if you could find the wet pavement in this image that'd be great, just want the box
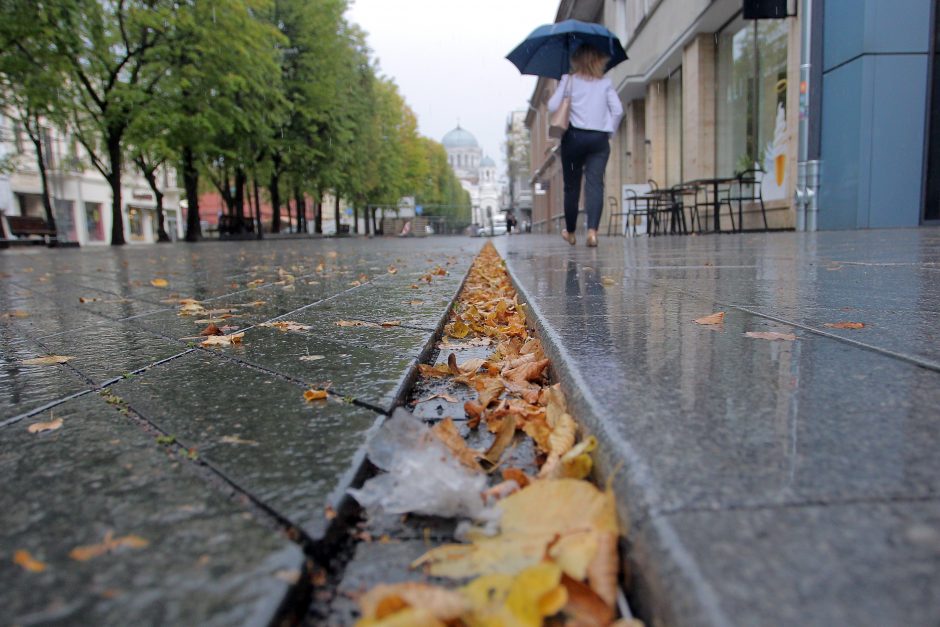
[0,238,479,625]
[495,228,940,627]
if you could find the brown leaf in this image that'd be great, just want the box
[27,418,63,434]
[824,321,865,330]
[380,320,401,327]
[431,418,482,472]
[693,311,725,325]
[501,467,531,488]
[150,278,169,288]
[21,355,74,366]
[464,401,484,428]
[200,323,223,336]
[447,352,461,375]
[69,531,149,561]
[78,296,99,303]
[1,310,30,318]
[744,331,797,341]
[418,363,452,378]
[503,358,550,384]
[561,573,616,625]
[387,265,398,274]
[335,319,376,328]
[304,389,328,402]
[481,414,516,466]
[474,376,505,408]
[259,321,311,332]
[13,549,47,573]
[200,332,244,347]
[416,393,458,404]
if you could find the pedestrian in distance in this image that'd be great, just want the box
[506,210,517,235]
[548,45,623,247]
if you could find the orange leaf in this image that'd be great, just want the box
[502,467,531,488]
[69,531,149,561]
[150,278,169,288]
[694,311,725,325]
[481,414,517,466]
[561,574,615,624]
[304,389,328,402]
[744,331,797,341]
[824,321,865,330]
[13,549,47,573]
[380,320,401,327]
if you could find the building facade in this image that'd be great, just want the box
[528,0,940,233]
[442,125,503,229]
[0,114,183,245]
[506,110,534,229]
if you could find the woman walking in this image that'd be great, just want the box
[548,45,623,247]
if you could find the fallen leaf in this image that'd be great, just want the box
[387,265,398,274]
[824,321,865,330]
[299,355,325,362]
[501,467,531,489]
[27,418,63,434]
[69,531,149,561]
[21,355,74,366]
[78,296,99,303]
[1,310,30,318]
[200,323,222,336]
[358,582,467,624]
[416,393,458,404]
[745,331,797,341]
[13,549,47,573]
[304,389,328,402]
[561,573,615,625]
[335,320,376,328]
[587,531,619,607]
[220,435,259,446]
[380,320,401,327]
[432,418,483,472]
[324,505,337,520]
[601,276,617,287]
[481,414,516,466]
[448,319,470,339]
[200,332,244,347]
[150,278,169,288]
[694,312,725,325]
[460,562,567,626]
[413,479,617,580]
[259,320,311,332]
[408,299,425,305]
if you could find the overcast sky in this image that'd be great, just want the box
[345,0,558,174]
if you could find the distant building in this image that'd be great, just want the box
[442,125,503,229]
[0,113,183,245]
[505,110,533,228]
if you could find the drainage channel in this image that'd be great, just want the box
[297,242,639,626]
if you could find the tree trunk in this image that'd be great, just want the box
[136,158,170,242]
[371,208,378,234]
[315,199,322,234]
[352,205,359,234]
[294,187,306,234]
[183,145,201,242]
[334,195,341,234]
[270,155,281,233]
[285,195,293,233]
[25,117,57,238]
[107,132,125,246]
[364,205,371,235]
[234,167,246,231]
[253,176,263,239]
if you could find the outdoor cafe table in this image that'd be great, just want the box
[635,188,680,235]
[687,177,737,233]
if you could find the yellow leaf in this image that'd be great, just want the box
[21,355,74,366]
[1,310,30,318]
[304,389,328,402]
[448,319,470,339]
[150,278,169,288]
[27,418,63,434]
[13,549,47,573]
[461,562,567,627]
[601,276,617,287]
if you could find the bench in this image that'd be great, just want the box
[7,216,56,241]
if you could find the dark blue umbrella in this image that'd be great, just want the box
[506,19,627,79]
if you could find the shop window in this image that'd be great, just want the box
[85,202,105,241]
[128,207,144,240]
[716,18,790,199]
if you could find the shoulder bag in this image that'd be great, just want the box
[548,76,573,139]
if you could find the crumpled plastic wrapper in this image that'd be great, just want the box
[348,409,497,524]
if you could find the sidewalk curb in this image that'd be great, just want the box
[503,260,734,627]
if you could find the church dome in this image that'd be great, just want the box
[480,155,496,168]
[442,126,479,149]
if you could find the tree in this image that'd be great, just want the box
[0,0,77,237]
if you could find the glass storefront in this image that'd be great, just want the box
[716,18,790,199]
[84,202,105,241]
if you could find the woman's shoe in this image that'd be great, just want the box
[586,230,598,247]
[562,230,576,245]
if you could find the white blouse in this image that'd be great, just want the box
[548,74,623,134]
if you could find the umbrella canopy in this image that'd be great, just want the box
[506,19,627,79]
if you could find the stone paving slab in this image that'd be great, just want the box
[112,350,381,541]
[0,393,304,626]
[497,229,940,626]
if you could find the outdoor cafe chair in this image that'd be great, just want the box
[606,195,628,236]
[723,168,769,232]
[693,177,737,233]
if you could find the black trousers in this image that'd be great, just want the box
[561,126,610,233]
